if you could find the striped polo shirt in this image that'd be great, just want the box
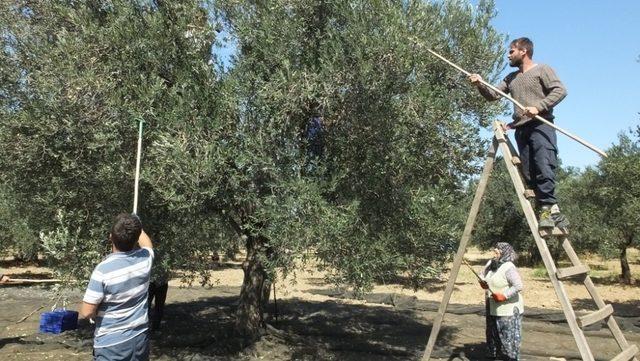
[83,247,154,348]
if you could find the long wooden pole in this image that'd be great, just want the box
[7,278,62,283]
[426,48,607,158]
[133,119,144,214]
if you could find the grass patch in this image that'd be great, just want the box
[531,266,548,279]
[589,263,609,271]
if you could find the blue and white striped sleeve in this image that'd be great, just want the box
[142,247,154,260]
[83,269,104,304]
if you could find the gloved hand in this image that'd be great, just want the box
[478,280,489,290]
[491,292,507,302]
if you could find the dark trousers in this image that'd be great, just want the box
[515,122,557,205]
[148,282,168,329]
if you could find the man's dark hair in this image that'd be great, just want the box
[110,213,142,252]
[510,37,534,58]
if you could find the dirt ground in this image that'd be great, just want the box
[1,248,639,360]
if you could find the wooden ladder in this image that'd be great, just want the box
[421,121,639,361]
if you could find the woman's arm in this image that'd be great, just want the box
[503,266,523,299]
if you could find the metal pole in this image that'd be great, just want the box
[426,48,607,158]
[462,258,494,295]
[273,281,279,324]
[133,120,144,214]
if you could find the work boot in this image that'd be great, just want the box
[550,204,570,230]
[538,205,555,229]
[539,204,570,230]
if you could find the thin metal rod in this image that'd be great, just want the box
[133,120,144,214]
[462,258,494,295]
[426,48,607,158]
[461,258,481,279]
[273,281,279,323]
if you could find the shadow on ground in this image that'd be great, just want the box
[586,274,640,286]
[144,286,459,360]
[9,284,638,360]
[1,285,462,361]
[443,343,494,361]
[0,259,44,269]
[571,298,640,332]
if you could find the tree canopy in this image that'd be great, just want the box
[563,130,640,283]
[1,0,507,338]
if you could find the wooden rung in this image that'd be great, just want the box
[539,227,570,238]
[611,344,639,361]
[556,265,589,280]
[577,304,614,328]
[511,156,521,165]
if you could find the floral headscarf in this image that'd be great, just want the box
[489,242,517,271]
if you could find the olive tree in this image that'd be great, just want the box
[1,0,506,340]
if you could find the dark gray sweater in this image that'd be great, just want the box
[478,64,567,127]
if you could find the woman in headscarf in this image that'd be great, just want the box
[479,242,524,361]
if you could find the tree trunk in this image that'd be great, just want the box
[234,235,271,340]
[619,246,632,284]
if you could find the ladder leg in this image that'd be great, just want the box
[421,138,499,361]
[494,122,596,361]
[562,239,639,361]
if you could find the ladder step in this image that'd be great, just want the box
[523,189,535,198]
[611,344,639,361]
[539,227,570,238]
[556,264,589,280]
[511,156,521,165]
[577,304,614,328]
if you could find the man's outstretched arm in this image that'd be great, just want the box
[469,74,508,101]
[138,229,153,249]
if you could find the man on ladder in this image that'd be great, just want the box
[468,37,569,231]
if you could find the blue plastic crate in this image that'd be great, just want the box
[39,309,78,334]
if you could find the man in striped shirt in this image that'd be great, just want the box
[80,213,154,360]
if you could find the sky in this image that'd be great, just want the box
[479,0,640,169]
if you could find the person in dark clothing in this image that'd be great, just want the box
[148,244,170,331]
[468,37,569,230]
[147,279,168,331]
[306,114,324,158]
